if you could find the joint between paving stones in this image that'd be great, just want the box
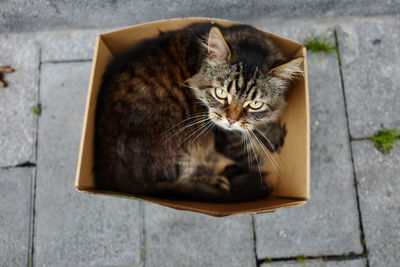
[333,28,370,267]
[351,137,370,141]
[258,252,367,265]
[28,47,42,267]
[0,161,37,169]
[41,58,92,64]
[251,216,260,267]
[140,202,146,267]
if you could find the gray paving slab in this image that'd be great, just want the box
[38,29,111,62]
[261,258,366,267]
[352,141,400,267]
[252,20,335,44]
[0,168,33,267]
[254,27,362,258]
[34,62,142,267]
[0,34,38,167]
[144,203,256,267]
[337,16,400,138]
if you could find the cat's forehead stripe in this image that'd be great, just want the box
[247,82,257,99]
[226,80,233,93]
[230,75,237,96]
[235,63,241,72]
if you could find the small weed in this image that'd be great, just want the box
[31,104,41,116]
[296,256,307,266]
[264,258,273,263]
[140,248,146,263]
[369,126,400,154]
[303,33,336,53]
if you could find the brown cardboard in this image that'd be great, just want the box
[75,18,310,217]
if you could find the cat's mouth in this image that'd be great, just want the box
[210,112,250,131]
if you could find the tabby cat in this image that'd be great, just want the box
[94,22,303,203]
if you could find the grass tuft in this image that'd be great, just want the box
[369,126,400,154]
[303,33,336,53]
[264,258,273,263]
[296,256,306,263]
[31,104,41,116]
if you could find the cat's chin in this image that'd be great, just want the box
[213,120,248,132]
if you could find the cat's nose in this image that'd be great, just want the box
[227,117,239,125]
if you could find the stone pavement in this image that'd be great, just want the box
[0,15,399,267]
[2,0,400,33]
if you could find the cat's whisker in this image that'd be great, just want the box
[248,130,278,170]
[163,116,209,138]
[245,130,263,184]
[248,130,282,181]
[253,126,279,154]
[162,112,208,134]
[252,127,282,178]
[177,81,199,91]
[245,133,253,170]
[162,112,209,136]
[251,129,281,169]
[188,120,214,147]
[179,120,212,148]
[175,120,212,149]
[162,116,209,142]
[241,131,252,170]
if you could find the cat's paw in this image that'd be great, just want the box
[210,175,231,192]
[230,172,271,200]
[191,174,231,192]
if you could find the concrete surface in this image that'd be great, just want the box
[352,141,400,267]
[144,203,256,267]
[2,0,400,33]
[39,29,109,62]
[0,168,33,267]
[33,63,142,266]
[0,35,39,167]
[338,18,400,138]
[261,258,367,267]
[1,14,400,267]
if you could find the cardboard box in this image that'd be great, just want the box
[75,18,310,216]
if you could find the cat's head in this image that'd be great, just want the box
[187,25,303,131]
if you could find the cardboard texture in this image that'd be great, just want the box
[75,18,310,216]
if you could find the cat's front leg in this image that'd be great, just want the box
[149,172,269,203]
[148,174,231,202]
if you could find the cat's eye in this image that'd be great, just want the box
[214,88,228,100]
[248,101,264,110]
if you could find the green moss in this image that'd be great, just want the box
[264,258,273,263]
[296,256,306,263]
[30,105,41,116]
[369,126,400,154]
[303,33,336,53]
[140,248,146,263]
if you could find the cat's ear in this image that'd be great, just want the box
[207,27,231,64]
[269,57,304,80]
